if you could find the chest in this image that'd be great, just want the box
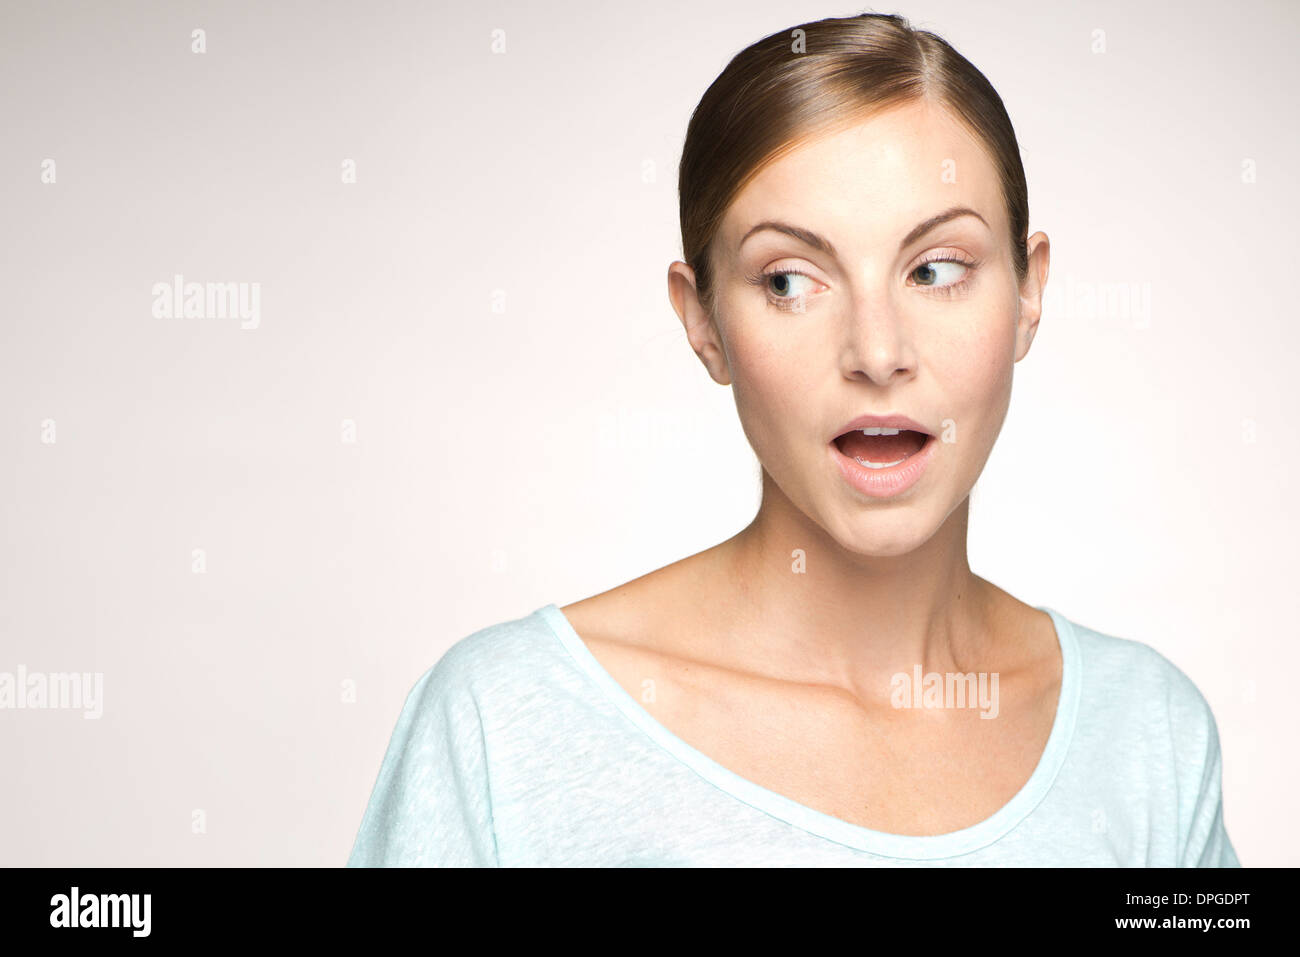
[585,636,1059,837]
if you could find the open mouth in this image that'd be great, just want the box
[832,427,931,469]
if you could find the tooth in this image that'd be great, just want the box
[855,456,906,469]
[860,427,901,436]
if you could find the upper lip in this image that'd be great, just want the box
[831,413,934,442]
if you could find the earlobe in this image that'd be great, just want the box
[668,262,732,386]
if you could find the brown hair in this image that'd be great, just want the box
[678,12,1030,317]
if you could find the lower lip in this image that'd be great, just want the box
[830,433,938,499]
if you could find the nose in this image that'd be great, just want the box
[838,288,917,385]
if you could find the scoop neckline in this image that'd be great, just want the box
[535,601,1081,860]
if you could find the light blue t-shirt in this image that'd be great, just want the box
[346,603,1240,866]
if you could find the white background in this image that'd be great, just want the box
[0,0,1294,865]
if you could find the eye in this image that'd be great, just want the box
[766,271,816,298]
[745,268,822,312]
[909,257,974,289]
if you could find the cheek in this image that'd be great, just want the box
[718,314,822,454]
[928,302,1017,436]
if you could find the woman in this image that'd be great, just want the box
[347,11,1238,866]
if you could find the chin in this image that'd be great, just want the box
[839,528,933,558]
[818,505,944,558]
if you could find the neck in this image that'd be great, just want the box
[712,468,998,694]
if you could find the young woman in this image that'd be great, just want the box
[348,12,1238,866]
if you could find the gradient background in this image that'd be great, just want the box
[1,0,1294,866]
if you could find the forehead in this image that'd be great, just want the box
[719,99,1006,255]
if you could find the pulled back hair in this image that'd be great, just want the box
[678,12,1030,318]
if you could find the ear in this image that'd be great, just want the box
[1014,231,1050,362]
[667,261,732,386]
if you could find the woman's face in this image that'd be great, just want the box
[671,98,1049,556]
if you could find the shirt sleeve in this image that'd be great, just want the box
[1168,670,1240,867]
[346,644,499,867]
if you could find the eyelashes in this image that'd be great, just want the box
[743,268,821,313]
[743,252,981,313]
[908,252,980,297]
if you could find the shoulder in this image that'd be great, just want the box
[1059,612,1240,865]
[1069,616,1214,708]
[350,609,565,868]
[1062,612,1222,754]
[431,605,562,681]
[402,604,574,721]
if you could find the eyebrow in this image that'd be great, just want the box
[738,206,989,258]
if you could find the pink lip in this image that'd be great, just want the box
[830,413,934,441]
[828,422,939,499]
